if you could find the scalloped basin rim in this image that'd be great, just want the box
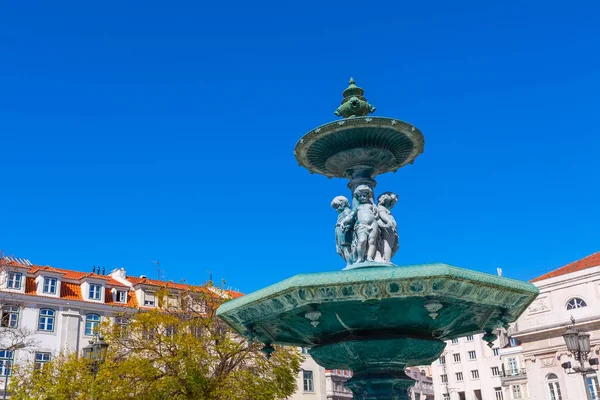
[216,263,539,316]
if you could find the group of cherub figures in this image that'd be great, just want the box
[332,184,399,267]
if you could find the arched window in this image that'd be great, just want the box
[566,298,587,310]
[547,374,562,400]
[38,309,55,331]
[85,314,101,336]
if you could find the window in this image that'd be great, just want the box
[474,389,482,400]
[85,314,101,336]
[443,395,450,400]
[165,325,176,337]
[471,369,479,379]
[43,277,57,294]
[458,391,466,400]
[566,297,587,310]
[300,347,309,355]
[453,353,461,362]
[89,284,102,300]
[440,374,448,383]
[115,316,128,335]
[587,376,599,400]
[491,366,500,376]
[303,370,314,392]
[7,272,22,289]
[116,290,127,303]
[38,308,55,331]
[508,357,518,374]
[466,335,474,341]
[451,338,458,344]
[493,347,500,356]
[0,350,14,376]
[0,305,19,328]
[468,350,477,360]
[144,291,156,307]
[439,355,446,365]
[455,372,463,382]
[509,337,521,347]
[495,387,504,400]
[512,384,523,399]
[34,352,51,369]
[546,374,562,400]
[142,326,156,340]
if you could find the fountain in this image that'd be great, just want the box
[216,79,538,400]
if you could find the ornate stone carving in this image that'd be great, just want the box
[541,357,555,367]
[377,192,399,263]
[424,300,443,319]
[528,296,549,314]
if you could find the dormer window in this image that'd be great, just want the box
[144,291,156,307]
[6,272,22,289]
[43,277,57,294]
[89,284,102,301]
[116,290,127,303]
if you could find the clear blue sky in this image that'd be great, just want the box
[1,1,599,292]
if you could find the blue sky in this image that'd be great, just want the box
[1,1,599,292]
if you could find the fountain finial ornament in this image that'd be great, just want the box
[334,78,376,118]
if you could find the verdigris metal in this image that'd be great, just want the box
[217,264,539,399]
[217,79,539,399]
[334,78,377,119]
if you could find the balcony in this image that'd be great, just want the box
[500,368,528,384]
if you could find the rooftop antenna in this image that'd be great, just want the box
[206,270,213,285]
[151,260,163,280]
[92,266,96,274]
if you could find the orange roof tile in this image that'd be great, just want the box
[127,276,202,291]
[61,282,83,300]
[531,251,600,282]
[29,265,113,282]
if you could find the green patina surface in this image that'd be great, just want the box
[217,263,538,399]
[217,263,538,346]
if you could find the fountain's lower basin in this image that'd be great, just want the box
[217,263,538,399]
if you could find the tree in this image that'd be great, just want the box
[9,284,302,400]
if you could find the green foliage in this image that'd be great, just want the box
[10,288,302,400]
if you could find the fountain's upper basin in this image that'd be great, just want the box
[217,263,538,349]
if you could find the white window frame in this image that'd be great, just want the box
[466,335,474,341]
[38,308,56,332]
[43,277,58,294]
[471,369,479,379]
[7,272,22,289]
[587,375,599,400]
[512,384,523,399]
[440,374,448,383]
[451,338,458,344]
[566,297,587,310]
[468,350,477,360]
[34,352,51,369]
[456,372,463,382]
[303,370,314,392]
[443,394,450,400]
[491,366,500,376]
[0,350,14,376]
[1,305,19,328]
[453,353,461,362]
[89,284,102,300]
[547,374,562,400]
[116,290,127,303]
[439,355,446,365]
[85,314,101,336]
[144,291,156,307]
[493,347,500,356]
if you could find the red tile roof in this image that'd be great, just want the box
[531,251,600,282]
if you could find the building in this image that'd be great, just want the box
[407,366,435,400]
[0,257,241,398]
[506,251,600,400]
[431,332,505,400]
[286,348,353,400]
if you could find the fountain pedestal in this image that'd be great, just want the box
[216,79,538,399]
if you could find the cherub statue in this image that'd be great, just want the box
[377,192,399,263]
[331,196,355,266]
[352,185,379,263]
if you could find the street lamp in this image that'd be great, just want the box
[561,318,598,400]
[82,335,109,400]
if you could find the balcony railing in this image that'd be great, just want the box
[500,368,527,382]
